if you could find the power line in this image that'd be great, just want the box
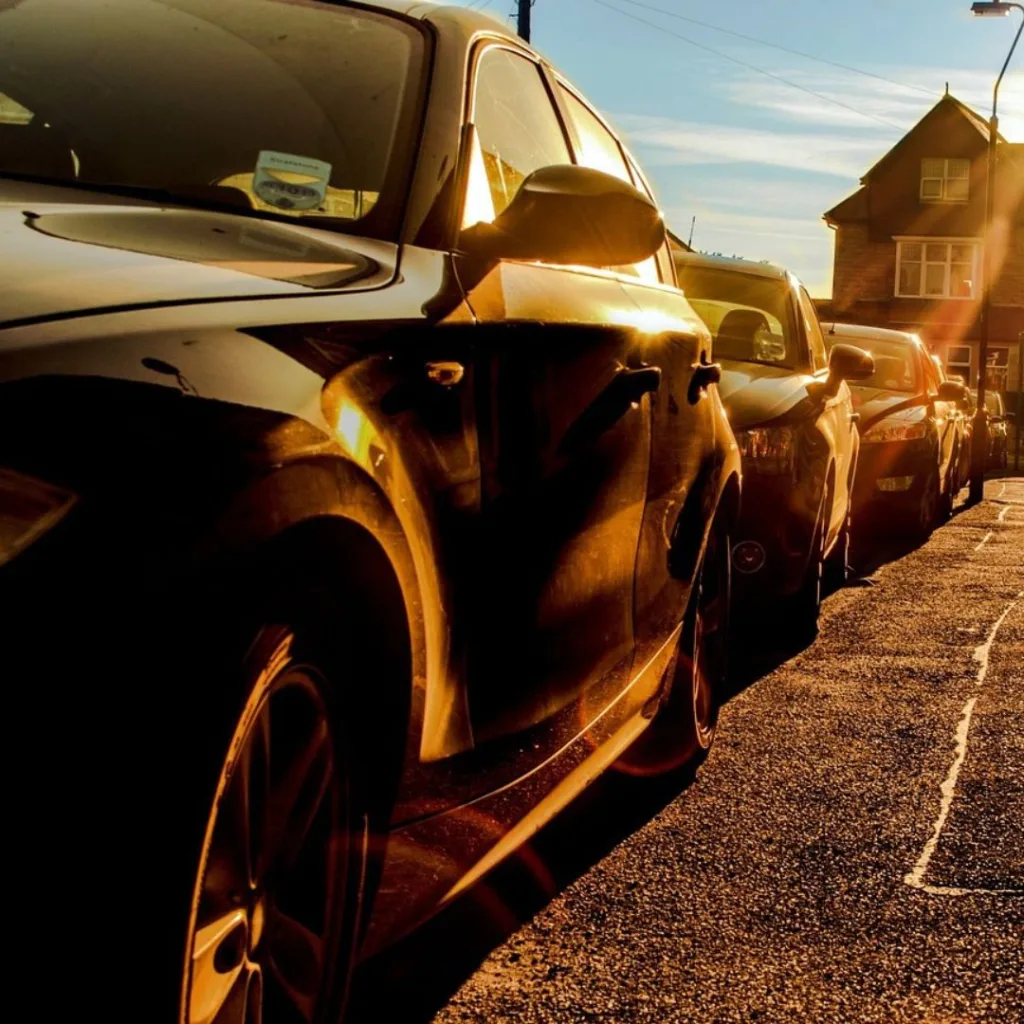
[602,0,1024,121]
[612,0,939,99]
[591,0,908,133]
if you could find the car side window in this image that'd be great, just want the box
[625,152,673,285]
[467,48,571,225]
[557,83,660,283]
[797,287,828,372]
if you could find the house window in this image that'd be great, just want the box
[947,345,972,384]
[895,239,979,299]
[987,348,1009,393]
[920,158,970,202]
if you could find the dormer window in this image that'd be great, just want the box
[920,158,970,202]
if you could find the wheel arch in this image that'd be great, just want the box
[669,456,737,584]
[188,454,467,797]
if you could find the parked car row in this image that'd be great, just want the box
[0,2,989,1021]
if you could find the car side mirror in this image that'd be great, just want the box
[827,343,874,389]
[937,380,967,403]
[1006,411,1017,424]
[460,164,665,268]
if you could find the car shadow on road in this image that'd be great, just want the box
[346,507,949,1022]
[347,761,698,1023]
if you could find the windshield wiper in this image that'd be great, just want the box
[0,171,355,232]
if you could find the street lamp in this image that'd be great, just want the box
[968,1,1024,503]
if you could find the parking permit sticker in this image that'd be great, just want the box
[253,151,331,211]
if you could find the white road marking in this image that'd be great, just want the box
[904,591,1023,896]
[997,505,1016,523]
[974,531,994,551]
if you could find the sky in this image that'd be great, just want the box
[453,0,1024,297]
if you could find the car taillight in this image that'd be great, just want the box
[0,467,77,568]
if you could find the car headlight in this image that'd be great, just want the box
[735,425,795,474]
[862,419,928,443]
[0,467,77,568]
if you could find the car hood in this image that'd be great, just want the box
[717,359,817,432]
[0,179,395,329]
[849,385,926,431]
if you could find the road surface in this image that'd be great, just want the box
[352,479,1024,1024]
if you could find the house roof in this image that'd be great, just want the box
[859,93,996,185]
[823,186,868,226]
[822,92,1020,226]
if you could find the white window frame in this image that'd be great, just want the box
[894,237,981,301]
[920,158,970,203]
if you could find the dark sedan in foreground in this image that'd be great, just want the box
[0,1,741,1019]
[675,253,873,634]
[826,324,966,538]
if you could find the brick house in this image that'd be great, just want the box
[818,92,1023,398]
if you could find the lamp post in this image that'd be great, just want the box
[968,1,1024,502]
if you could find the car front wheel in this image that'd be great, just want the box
[791,479,828,637]
[622,514,730,776]
[913,468,939,541]
[181,625,367,1024]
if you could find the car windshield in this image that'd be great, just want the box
[828,335,921,393]
[677,266,798,369]
[0,0,426,240]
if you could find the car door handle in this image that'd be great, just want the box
[619,365,662,403]
[687,361,721,405]
[558,365,661,457]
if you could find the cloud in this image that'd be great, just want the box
[718,62,1024,138]
[617,113,890,178]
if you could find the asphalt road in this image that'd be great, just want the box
[351,479,1024,1024]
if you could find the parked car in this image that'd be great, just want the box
[0,1,741,1018]
[947,374,974,484]
[824,324,966,537]
[934,359,970,498]
[975,389,1015,469]
[674,253,872,634]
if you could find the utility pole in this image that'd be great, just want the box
[968,1,1024,502]
[1016,331,1023,471]
[517,0,531,42]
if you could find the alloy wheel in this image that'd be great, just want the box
[691,524,728,749]
[185,661,343,1024]
[918,471,938,535]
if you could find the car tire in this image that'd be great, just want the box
[623,514,730,777]
[912,468,939,541]
[791,479,828,638]
[824,499,852,592]
[939,465,956,522]
[175,620,369,1024]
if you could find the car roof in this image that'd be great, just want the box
[825,322,924,348]
[672,250,791,283]
[362,0,518,35]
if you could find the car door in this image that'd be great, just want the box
[452,44,652,748]
[552,80,716,669]
[796,284,854,545]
